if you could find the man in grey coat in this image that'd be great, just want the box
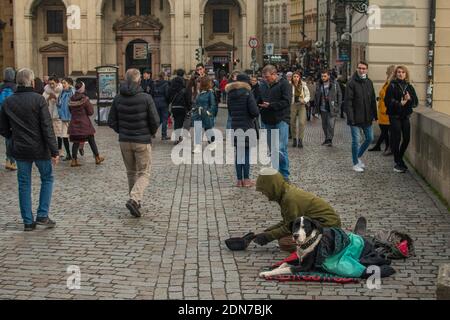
[314,70,342,147]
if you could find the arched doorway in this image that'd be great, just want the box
[125,39,152,74]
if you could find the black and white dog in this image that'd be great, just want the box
[259,216,323,278]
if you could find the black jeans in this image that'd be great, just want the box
[57,137,71,157]
[172,107,186,131]
[373,124,390,151]
[72,136,99,160]
[389,117,410,165]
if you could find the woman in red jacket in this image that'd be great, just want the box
[68,81,105,167]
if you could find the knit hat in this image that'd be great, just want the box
[3,67,15,82]
[75,81,85,94]
[236,73,250,83]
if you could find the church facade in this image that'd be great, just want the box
[12,0,263,79]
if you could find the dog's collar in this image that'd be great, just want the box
[299,233,321,250]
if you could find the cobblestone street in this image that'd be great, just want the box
[0,109,449,300]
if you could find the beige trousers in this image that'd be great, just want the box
[120,142,152,203]
[290,102,307,140]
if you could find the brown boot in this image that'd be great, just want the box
[95,155,105,165]
[70,159,82,167]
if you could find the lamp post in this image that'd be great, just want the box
[336,0,369,14]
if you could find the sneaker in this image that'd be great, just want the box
[24,222,36,232]
[161,136,170,141]
[63,156,72,161]
[8,162,17,171]
[353,165,364,172]
[298,139,304,149]
[327,140,333,147]
[79,148,84,156]
[35,217,56,228]
[400,162,409,171]
[126,199,142,218]
[383,150,393,156]
[243,179,256,187]
[358,159,366,169]
[236,180,243,187]
[321,140,329,146]
[292,139,298,148]
[394,164,406,173]
[368,146,381,152]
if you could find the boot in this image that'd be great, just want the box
[70,159,82,167]
[95,155,105,165]
[9,162,17,171]
[298,138,304,148]
[5,160,11,170]
[292,139,298,148]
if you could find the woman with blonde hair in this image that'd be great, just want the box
[290,71,310,148]
[384,65,418,173]
[369,65,396,155]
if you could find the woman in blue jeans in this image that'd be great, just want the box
[226,74,260,187]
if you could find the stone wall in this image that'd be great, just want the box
[407,107,450,204]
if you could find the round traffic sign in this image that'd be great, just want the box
[248,37,259,48]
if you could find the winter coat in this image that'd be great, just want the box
[251,82,261,104]
[192,89,217,129]
[314,80,343,117]
[57,87,75,121]
[0,86,58,160]
[167,76,191,112]
[68,92,96,138]
[377,81,391,125]
[256,171,342,242]
[219,79,228,92]
[43,83,63,120]
[0,81,17,108]
[291,81,311,105]
[153,80,169,109]
[226,81,260,132]
[344,72,377,127]
[384,79,419,119]
[141,78,154,96]
[307,82,316,102]
[108,82,160,144]
[259,77,292,125]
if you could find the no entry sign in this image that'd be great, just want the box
[249,37,259,48]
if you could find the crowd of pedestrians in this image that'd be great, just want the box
[0,59,418,230]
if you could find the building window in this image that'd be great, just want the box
[282,4,287,23]
[125,0,152,16]
[125,0,137,16]
[213,9,229,33]
[140,0,151,15]
[47,10,64,34]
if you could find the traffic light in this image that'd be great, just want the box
[195,48,201,62]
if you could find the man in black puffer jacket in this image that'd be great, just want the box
[344,61,377,172]
[108,68,160,218]
[0,68,59,231]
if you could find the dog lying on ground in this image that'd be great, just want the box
[259,216,324,278]
[259,216,395,279]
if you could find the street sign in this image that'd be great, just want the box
[265,43,274,56]
[249,37,259,48]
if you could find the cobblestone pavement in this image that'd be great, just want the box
[0,109,449,300]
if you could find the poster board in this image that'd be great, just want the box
[95,65,119,126]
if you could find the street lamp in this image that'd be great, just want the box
[336,0,369,14]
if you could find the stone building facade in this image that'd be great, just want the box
[263,0,290,64]
[12,0,263,79]
[0,0,15,80]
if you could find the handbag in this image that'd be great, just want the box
[168,89,185,114]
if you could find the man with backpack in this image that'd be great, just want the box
[0,67,17,171]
